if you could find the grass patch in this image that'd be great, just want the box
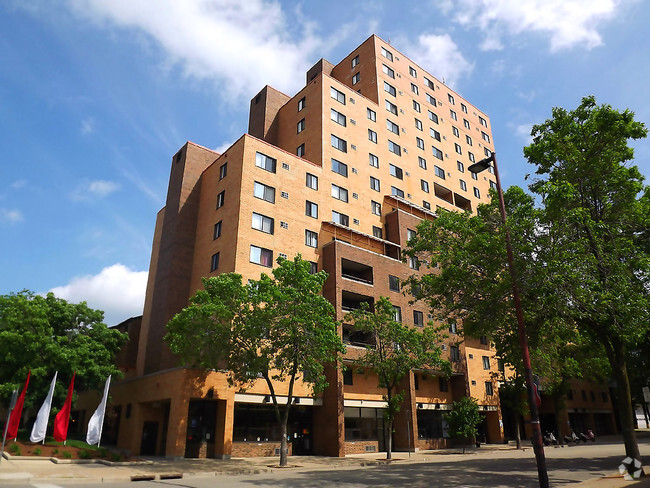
[62,451,72,459]
[33,447,42,456]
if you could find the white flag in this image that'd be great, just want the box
[30,371,58,443]
[86,375,111,446]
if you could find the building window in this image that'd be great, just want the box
[413,100,421,113]
[252,212,274,234]
[448,94,455,105]
[391,186,404,198]
[479,116,488,127]
[343,368,353,385]
[384,81,396,97]
[473,187,481,198]
[449,321,458,334]
[352,72,360,85]
[490,180,497,190]
[386,119,400,134]
[452,126,459,138]
[450,346,460,362]
[468,152,475,163]
[409,66,417,77]
[309,261,318,274]
[371,200,381,215]
[388,140,401,156]
[367,108,377,122]
[297,118,306,133]
[413,310,424,327]
[216,190,225,208]
[482,356,490,370]
[432,146,443,161]
[213,221,222,239]
[485,148,492,158]
[298,97,306,111]
[482,131,490,142]
[351,55,359,68]
[460,179,467,191]
[450,109,457,121]
[464,119,471,130]
[389,275,400,291]
[418,156,427,169]
[386,100,398,115]
[428,110,439,124]
[415,118,423,131]
[305,200,318,218]
[411,83,419,95]
[331,86,346,104]
[426,93,436,106]
[461,103,468,113]
[393,306,402,322]
[471,171,478,181]
[439,377,449,392]
[210,252,220,272]
[306,173,318,190]
[421,179,429,193]
[382,64,395,78]
[434,165,445,179]
[296,143,305,157]
[479,335,488,345]
[369,153,379,167]
[372,225,383,238]
[250,245,273,267]
[409,256,420,270]
[331,134,347,153]
[423,200,431,210]
[219,162,227,180]
[424,77,434,89]
[389,164,403,179]
[331,109,346,126]
[253,181,275,203]
[465,135,473,146]
[305,229,318,248]
[368,129,378,143]
[255,152,277,173]
[332,210,349,226]
[331,158,348,177]
[485,381,494,396]
[381,46,393,61]
[430,128,441,141]
[457,161,464,172]
[454,143,462,155]
[331,184,349,202]
[370,176,380,192]
[407,228,416,241]
[416,137,425,150]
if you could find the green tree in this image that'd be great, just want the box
[525,96,649,464]
[0,291,127,412]
[345,296,449,459]
[444,397,482,453]
[165,256,344,467]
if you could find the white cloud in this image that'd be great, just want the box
[81,117,95,134]
[70,179,120,201]
[402,34,474,89]
[450,0,621,52]
[514,123,534,144]
[10,180,27,190]
[66,0,336,99]
[48,264,148,325]
[0,208,24,223]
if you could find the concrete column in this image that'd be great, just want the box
[214,393,235,459]
[393,372,418,451]
[313,364,345,456]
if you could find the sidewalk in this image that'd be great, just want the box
[2,443,649,486]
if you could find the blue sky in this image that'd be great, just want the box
[1,0,649,325]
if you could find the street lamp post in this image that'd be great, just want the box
[468,153,550,488]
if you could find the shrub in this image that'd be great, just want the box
[78,449,92,459]
[52,448,59,454]
[8,444,21,455]
[33,447,42,455]
[110,453,123,462]
[62,451,72,459]
[98,447,108,458]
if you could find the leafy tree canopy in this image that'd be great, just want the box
[444,397,482,450]
[165,255,344,466]
[0,291,127,409]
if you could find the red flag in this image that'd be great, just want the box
[53,373,75,442]
[6,370,30,439]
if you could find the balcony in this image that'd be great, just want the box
[341,290,374,313]
[341,259,373,285]
[453,192,472,212]
[342,324,376,348]
[434,183,454,205]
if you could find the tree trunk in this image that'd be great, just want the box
[279,421,288,467]
[386,419,392,460]
[515,412,522,450]
[610,350,643,470]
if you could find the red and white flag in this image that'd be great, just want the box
[53,373,75,442]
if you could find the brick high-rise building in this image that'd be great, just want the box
[77,34,511,458]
